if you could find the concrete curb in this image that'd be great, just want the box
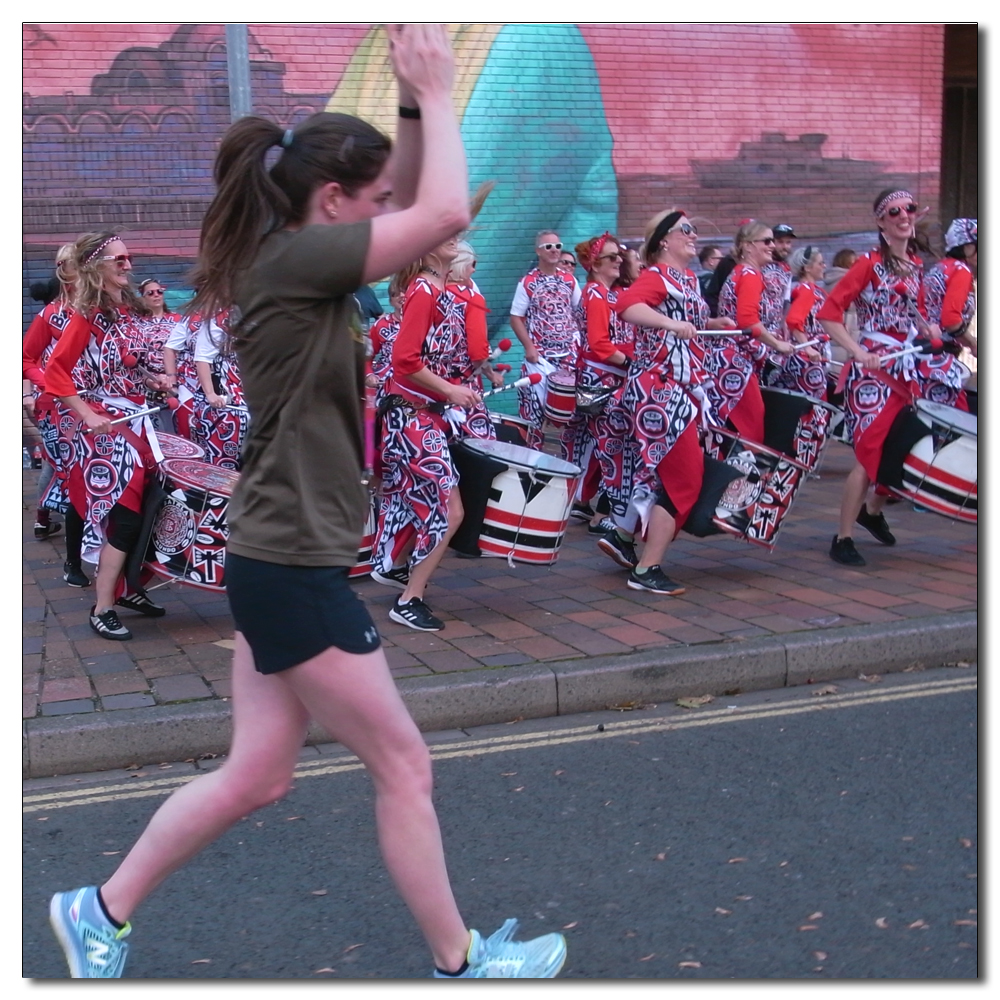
[23,611,977,778]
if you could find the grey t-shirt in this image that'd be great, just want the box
[226,221,371,566]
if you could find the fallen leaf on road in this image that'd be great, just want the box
[191,959,211,965]
[625,930,636,938]
[809,912,824,920]
[728,857,748,864]
[313,968,336,974]
[875,918,889,929]
[714,908,732,916]
[858,673,881,683]
[553,769,566,776]
[124,763,141,770]
[255,822,264,827]
[639,954,655,962]
[101,851,120,856]
[902,665,925,672]
[285,816,304,821]
[945,661,971,668]
[655,853,667,861]
[954,920,977,927]
[779,861,789,867]
[561,922,578,930]
[609,700,641,711]
[343,944,364,954]
[311,890,328,896]
[677,695,714,709]
[129,772,148,778]
[678,960,701,968]
[627,740,641,745]
[907,920,928,930]
[36,817,49,822]
[512,786,525,792]
[501,772,517,776]
[813,951,828,961]
[798,925,819,932]
[812,685,838,696]
[959,838,973,848]
[214,639,236,649]
[158,763,173,769]
[735,895,753,902]
[902,864,917,871]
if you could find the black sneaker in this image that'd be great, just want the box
[569,502,595,522]
[627,565,686,596]
[597,529,638,569]
[588,516,617,535]
[830,535,866,566]
[63,561,91,588]
[370,565,410,590]
[856,504,896,545]
[389,597,444,632]
[89,606,133,641]
[116,591,166,617]
[34,520,62,541]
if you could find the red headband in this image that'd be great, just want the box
[585,232,613,269]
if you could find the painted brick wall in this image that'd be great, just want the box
[23,21,945,346]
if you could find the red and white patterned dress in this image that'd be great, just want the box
[164,315,203,440]
[510,268,582,449]
[765,280,832,400]
[43,307,161,561]
[133,310,180,411]
[614,265,714,534]
[368,312,401,405]
[374,277,494,574]
[924,258,976,338]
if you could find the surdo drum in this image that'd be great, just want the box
[144,458,239,591]
[704,428,809,550]
[451,438,581,564]
[760,386,838,473]
[891,400,977,524]
[155,431,206,461]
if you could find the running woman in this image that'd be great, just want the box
[48,25,566,980]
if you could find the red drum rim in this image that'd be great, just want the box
[458,438,582,477]
[159,457,240,494]
[709,428,810,472]
[915,399,978,439]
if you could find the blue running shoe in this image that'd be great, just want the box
[433,919,567,978]
[49,886,131,978]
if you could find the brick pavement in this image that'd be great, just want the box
[22,441,977,721]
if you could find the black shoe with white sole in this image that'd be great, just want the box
[371,565,410,590]
[116,592,166,617]
[597,529,638,569]
[89,607,133,640]
[569,502,595,522]
[35,521,62,541]
[63,562,91,588]
[627,565,686,596]
[588,516,617,535]
[389,597,444,632]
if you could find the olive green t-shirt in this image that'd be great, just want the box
[225,221,371,566]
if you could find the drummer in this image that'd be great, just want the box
[818,188,948,566]
[133,279,181,432]
[924,218,977,363]
[508,230,582,449]
[374,237,483,632]
[162,313,203,441]
[44,232,169,640]
[367,274,406,405]
[608,209,733,595]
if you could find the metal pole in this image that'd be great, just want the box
[225,23,253,122]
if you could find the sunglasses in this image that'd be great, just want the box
[753,238,776,246]
[144,288,164,296]
[885,203,919,218]
[538,242,563,251]
[669,223,699,236]
[99,254,133,266]
[597,253,623,262]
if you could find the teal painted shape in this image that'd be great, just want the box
[459,22,618,361]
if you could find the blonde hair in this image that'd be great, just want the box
[449,240,476,283]
[733,220,771,261]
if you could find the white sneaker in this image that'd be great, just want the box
[433,919,567,978]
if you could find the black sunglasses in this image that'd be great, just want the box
[886,203,918,218]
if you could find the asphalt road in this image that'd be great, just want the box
[24,665,978,980]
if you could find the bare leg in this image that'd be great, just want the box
[837,460,871,539]
[637,505,676,569]
[93,543,128,614]
[281,645,471,971]
[400,490,464,604]
[100,634,309,922]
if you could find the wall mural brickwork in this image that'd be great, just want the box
[23,22,944,338]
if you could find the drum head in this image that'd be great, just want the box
[460,438,581,477]
[159,457,240,495]
[915,399,977,439]
[156,432,206,460]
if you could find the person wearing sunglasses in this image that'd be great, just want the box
[508,229,582,449]
[43,232,169,640]
[134,279,181,431]
[924,218,978,360]
[710,220,795,445]
[560,232,635,535]
[818,188,955,567]
[607,209,735,596]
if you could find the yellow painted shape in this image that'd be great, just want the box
[325,24,502,134]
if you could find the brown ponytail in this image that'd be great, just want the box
[188,112,392,318]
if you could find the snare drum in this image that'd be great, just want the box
[451,438,581,563]
[490,412,532,446]
[143,458,240,591]
[891,400,977,524]
[761,386,837,472]
[155,431,206,461]
[542,371,577,426]
[705,428,808,550]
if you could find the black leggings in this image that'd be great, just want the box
[106,504,143,554]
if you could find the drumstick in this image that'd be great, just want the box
[489,338,512,361]
[85,404,167,431]
[481,373,542,398]
[694,329,755,337]
[877,344,925,363]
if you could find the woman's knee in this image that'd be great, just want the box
[216,758,297,813]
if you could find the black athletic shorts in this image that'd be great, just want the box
[226,553,381,675]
